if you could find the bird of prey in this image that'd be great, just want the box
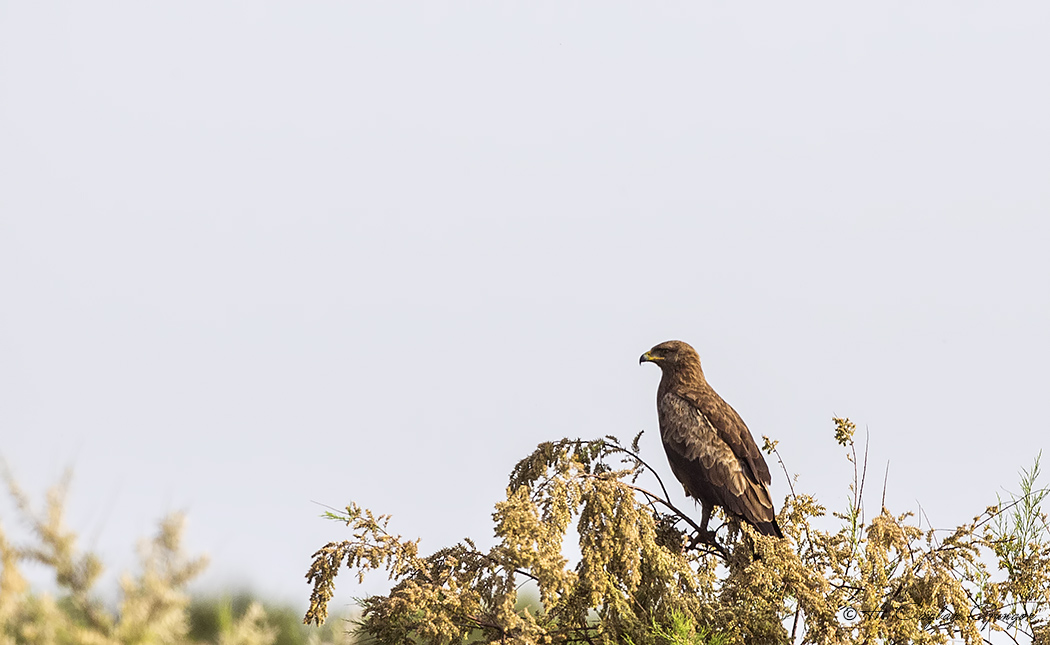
[640,340,782,538]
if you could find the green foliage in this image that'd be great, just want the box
[305,422,1050,644]
[188,593,351,645]
[984,453,1050,643]
[624,610,729,645]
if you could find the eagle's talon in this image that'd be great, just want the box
[686,530,717,550]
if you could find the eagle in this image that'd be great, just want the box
[640,340,782,538]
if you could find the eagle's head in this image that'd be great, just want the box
[639,340,701,371]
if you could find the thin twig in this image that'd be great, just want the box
[600,438,674,506]
[881,461,890,512]
[859,427,869,526]
[586,473,730,561]
[614,479,705,537]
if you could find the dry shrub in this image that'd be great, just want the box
[0,468,352,645]
[304,421,1050,644]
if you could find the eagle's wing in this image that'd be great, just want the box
[659,392,752,502]
[659,391,779,533]
[675,386,772,486]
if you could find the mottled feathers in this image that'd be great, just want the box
[640,340,782,538]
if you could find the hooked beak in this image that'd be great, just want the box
[639,351,662,365]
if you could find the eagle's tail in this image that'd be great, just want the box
[755,519,784,539]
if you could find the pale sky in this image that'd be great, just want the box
[1,2,1048,612]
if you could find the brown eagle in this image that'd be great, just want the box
[640,340,782,538]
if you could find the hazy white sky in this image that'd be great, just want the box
[2,2,1048,611]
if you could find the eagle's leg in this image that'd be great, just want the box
[686,502,717,550]
[699,501,712,535]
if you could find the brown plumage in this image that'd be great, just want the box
[640,340,782,538]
